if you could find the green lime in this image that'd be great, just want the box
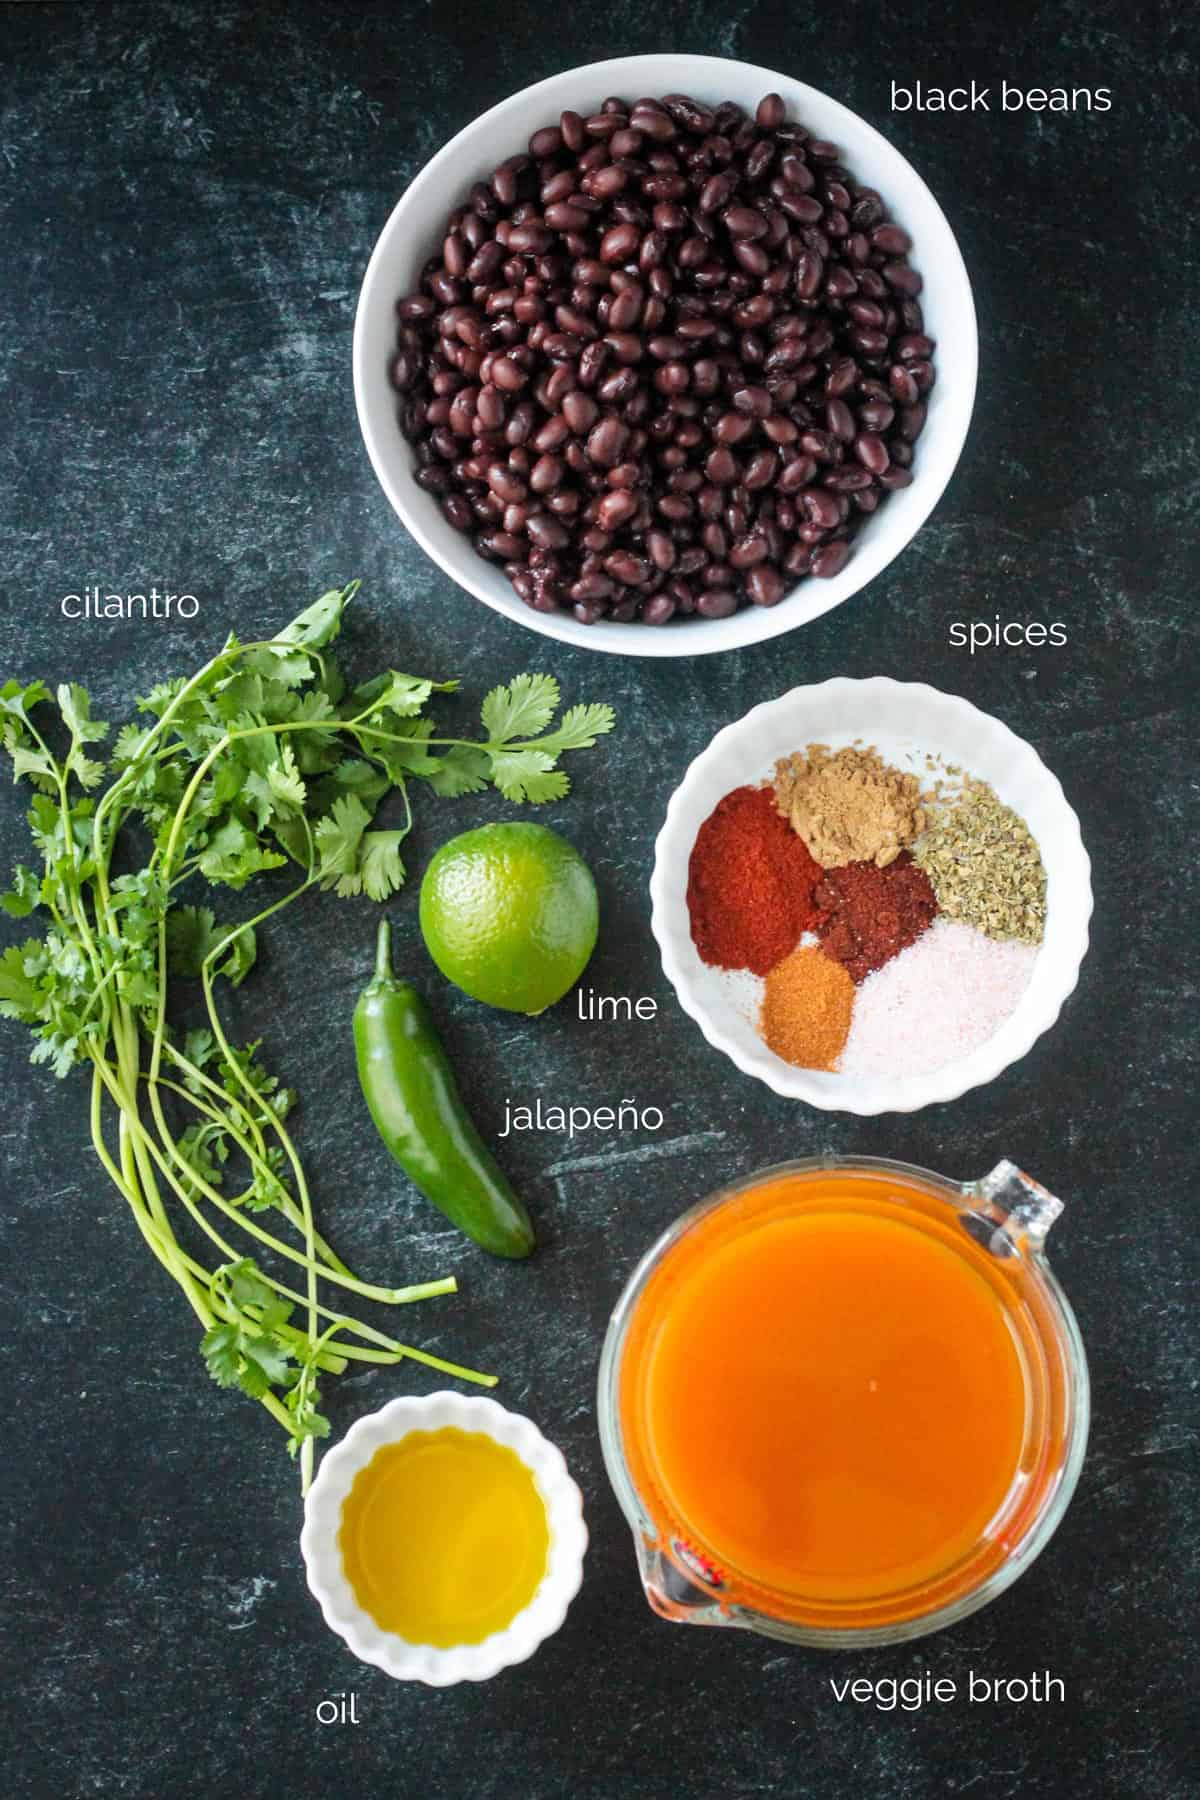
[419,822,599,1015]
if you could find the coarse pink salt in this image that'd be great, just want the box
[838,919,1039,1078]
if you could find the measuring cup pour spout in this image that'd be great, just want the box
[960,1159,1065,1258]
[633,1533,735,1629]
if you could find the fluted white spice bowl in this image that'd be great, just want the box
[650,678,1092,1111]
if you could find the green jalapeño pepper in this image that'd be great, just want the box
[354,920,535,1259]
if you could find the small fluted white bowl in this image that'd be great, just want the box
[301,1392,587,1684]
[354,53,976,657]
[651,678,1092,1112]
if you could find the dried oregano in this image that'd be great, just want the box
[913,780,1046,944]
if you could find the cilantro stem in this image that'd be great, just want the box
[143,1071,354,1277]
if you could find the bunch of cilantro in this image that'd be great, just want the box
[0,582,614,1491]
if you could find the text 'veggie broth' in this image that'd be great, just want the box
[619,1170,1067,1628]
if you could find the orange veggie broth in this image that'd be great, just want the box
[619,1170,1067,1626]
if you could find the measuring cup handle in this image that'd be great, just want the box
[962,1159,1064,1255]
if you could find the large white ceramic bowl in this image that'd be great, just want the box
[301,1392,587,1685]
[354,53,977,657]
[650,679,1092,1111]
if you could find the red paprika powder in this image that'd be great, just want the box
[687,785,821,976]
[814,853,938,984]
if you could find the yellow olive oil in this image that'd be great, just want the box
[338,1428,550,1647]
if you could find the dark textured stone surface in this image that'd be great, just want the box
[0,5,1195,1797]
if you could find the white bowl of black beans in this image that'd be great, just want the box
[355,55,977,654]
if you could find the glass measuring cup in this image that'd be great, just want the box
[597,1156,1089,1648]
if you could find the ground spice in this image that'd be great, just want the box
[839,919,1039,1077]
[760,946,855,1070]
[913,781,1046,944]
[687,785,821,976]
[773,744,927,869]
[814,853,938,984]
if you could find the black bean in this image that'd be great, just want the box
[532,413,570,451]
[756,93,785,130]
[730,531,769,567]
[897,332,935,363]
[586,417,629,466]
[899,402,926,441]
[526,513,569,550]
[746,563,786,605]
[744,449,778,490]
[646,529,676,570]
[795,249,824,299]
[725,204,768,239]
[697,588,738,618]
[705,446,738,485]
[389,351,416,392]
[641,592,677,625]
[605,549,650,584]
[562,391,598,435]
[811,539,851,578]
[600,222,640,263]
[596,489,637,530]
[530,453,564,493]
[491,355,528,392]
[883,260,923,296]
[824,466,873,492]
[801,486,841,530]
[854,432,890,474]
[858,399,896,432]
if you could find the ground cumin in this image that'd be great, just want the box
[760,946,855,1071]
[774,744,926,869]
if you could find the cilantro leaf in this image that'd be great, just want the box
[225,1259,283,1315]
[0,940,45,1021]
[274,583,356,653]
[7,743,58,789]
[314,792,371,894]
[0,679,51,726]
[423,745,490,797]
[112,722,153,767]
[57,684,109,746]
[203,1262,298,1398]
[165,906,257,986]
[489,750,571,804]
[241,1333,293,1387]
[355,671,440,720]
[197,819,287,889]
[543,702,616,751]
[201,1323,243,1388]
[266,742,306,811]
[360,831,407,902]
[1,865,42,918]
[481,673,560,743]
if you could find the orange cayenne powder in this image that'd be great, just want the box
[760,945,854,1069]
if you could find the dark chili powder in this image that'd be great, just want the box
[688,785,821,976]
[814,853,938,984]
